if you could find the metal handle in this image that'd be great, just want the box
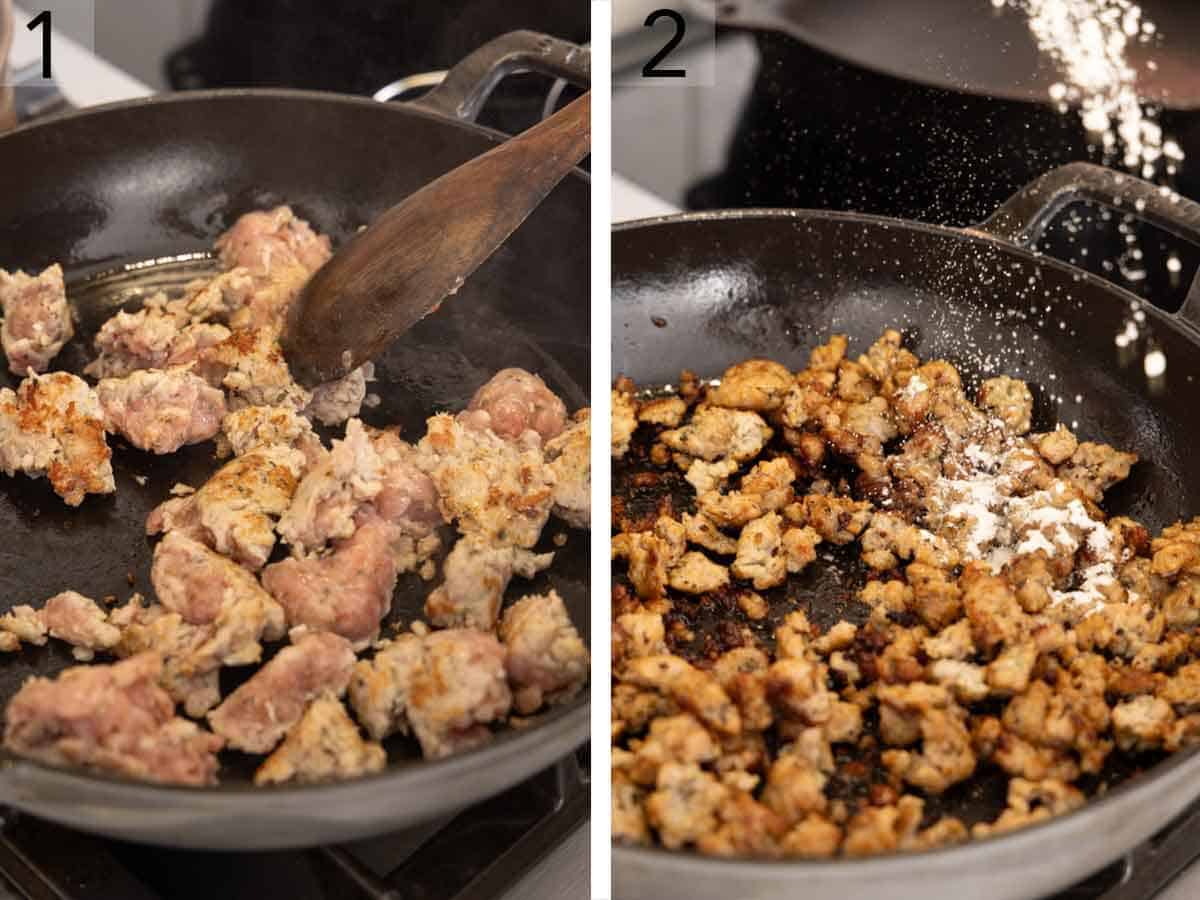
[976,162,1200,331]
[373,70,448,104]
[406,30,589,123]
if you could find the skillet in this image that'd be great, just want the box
[0,31,590,850]
[612,162,1200,900]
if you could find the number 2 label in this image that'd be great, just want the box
[642,9,686,79]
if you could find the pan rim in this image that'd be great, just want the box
[0,86,591,184]
[613,207,1198,340]
[1,700,587,798]
[611,208,1200,871]
[705,8,1200,111]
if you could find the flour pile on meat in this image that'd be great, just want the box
[0,206,589,786]
[612,329,1200,858]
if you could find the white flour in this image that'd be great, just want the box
[929,429,1124,613]
[999,0,1182,179]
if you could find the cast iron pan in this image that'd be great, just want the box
[0,31,590,850]
[704,0,1200,108]
[612,164,1200,900]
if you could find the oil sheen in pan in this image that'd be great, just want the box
[67,253,220,329]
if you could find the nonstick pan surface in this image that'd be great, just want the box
[0,85,589,848]
[611,165,1200,900]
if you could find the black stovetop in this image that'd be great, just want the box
[0,750,587,900]
[1047,795,1200,899]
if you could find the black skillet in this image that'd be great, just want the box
[613,163,1200,900]
[0,31,590,850]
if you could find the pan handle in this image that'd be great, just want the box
[975,162,1200,330]
[403,30,590,124]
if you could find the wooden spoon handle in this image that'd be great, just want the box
[283,91,591,386]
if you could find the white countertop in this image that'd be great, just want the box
[11,3,148,106]
[613,172,679,221]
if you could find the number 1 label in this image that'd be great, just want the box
[27,10,53,79]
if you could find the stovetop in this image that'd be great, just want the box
[0,750,587,900]
[1043,797,1200,900]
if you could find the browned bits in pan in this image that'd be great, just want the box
[611,329,1198,859]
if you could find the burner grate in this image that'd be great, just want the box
[1047,799,1200,900]
[0,749,587,900]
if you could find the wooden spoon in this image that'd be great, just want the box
[282,90,591,387]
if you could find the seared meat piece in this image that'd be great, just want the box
[733,512,786,590]
[424,535,553,630]
[0,605,47,646]
[87,308,178,378]
[858,328,918,383]
[683,512,738,556]
[218,404,325,470]
[668,551,730,594]
[3,653,223,785]
[660,406,773,463]
[207,631,356,754]
[614,771,651,844]
[277,419,384,557]
[304,363,373,427]
[196,326,311,412]
[499,590,589,714]
[41,591,120,661]
[407,630,512,758]
[214,207,331,330]
[216,206,331,285]
[416,413,555,549]
[254,693,386,785]
[262,519,399,648]
[645,762,729,850]
[464,367,567,444]
[174,269,258,324]
[212,207,331,331]
[97,367,226,454]
[877,684,976,794]
[638,395,686,427]
[620,655,741,736]
[0,371,114,506]
[147,445,305,570]
[0,264,73,374]
[977,376,1033,435]
[348,629,511,759]
[707,359,794,412]
[613,612,667,663]
[115,588,284,718]
[85,302,232,379]
[1058,441,1138,502]
[363,429,443,538]
[626,713,719,786]
[612,389,637,458]
[348,633,425,740]
[972,778,1085,839]
[1034,425,1079,466]
[544,409,590,528]
[152,531,284,628]
[1112,695,1175,751]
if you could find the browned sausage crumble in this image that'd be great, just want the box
[612,329,1195,859]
